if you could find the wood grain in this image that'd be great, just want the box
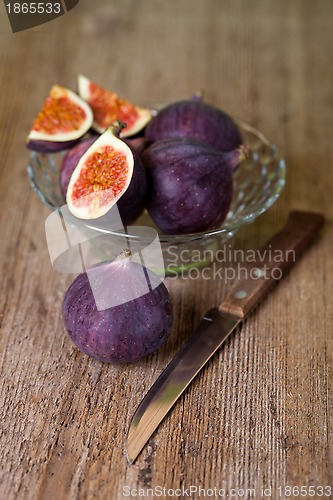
[0,1,332,498]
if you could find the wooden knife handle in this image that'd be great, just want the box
[218,211,325,320]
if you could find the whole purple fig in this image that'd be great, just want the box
[145,97,242,152]
[62,250,173,363]
[143,138,246,235]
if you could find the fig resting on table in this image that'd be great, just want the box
[62,250,173,363]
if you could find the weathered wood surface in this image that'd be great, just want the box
[0,1,332,498]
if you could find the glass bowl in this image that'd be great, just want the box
[27,120,286,276]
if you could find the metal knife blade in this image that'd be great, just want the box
[126,211,324,464]
[126,309,239,464]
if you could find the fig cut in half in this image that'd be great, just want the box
[66,122,134,220]
[78,74,152,137]
[27,85,93,153]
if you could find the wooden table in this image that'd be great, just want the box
[1,1,332,498]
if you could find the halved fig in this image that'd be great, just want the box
[61,133,147,224]
[27,85,93,153]
[78,74,152,137]
[66,122,135,220]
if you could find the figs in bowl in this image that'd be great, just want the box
[28,119,286,275]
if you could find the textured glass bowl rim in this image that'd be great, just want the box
[28,119,286,244]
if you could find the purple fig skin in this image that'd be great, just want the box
[143,138,245,235]
[144,98,242,153]
[124,136,150,155]
[62,258,173,363]
[60,136,148,225]
[118,151,147,225]
[27,138,80,153]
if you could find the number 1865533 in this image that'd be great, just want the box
[6,3,62,14]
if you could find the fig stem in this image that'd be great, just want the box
[191,90,204,102]
[238,144,248,162]
[109,248,132,264]
[115,248,132,260]
[228,145,248,171]
[109,120,127,137]
[117,248,132,260]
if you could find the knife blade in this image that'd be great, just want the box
[126,210,324,464]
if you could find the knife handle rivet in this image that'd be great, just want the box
[234,290,248,299]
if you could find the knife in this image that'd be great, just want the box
[126,210,324,464]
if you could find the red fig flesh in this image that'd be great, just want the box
[61,132,147,225]
[60,136,97,198]
[27,85,93,153]
[78,75,152,137]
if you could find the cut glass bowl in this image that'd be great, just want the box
[27,120,286,276]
